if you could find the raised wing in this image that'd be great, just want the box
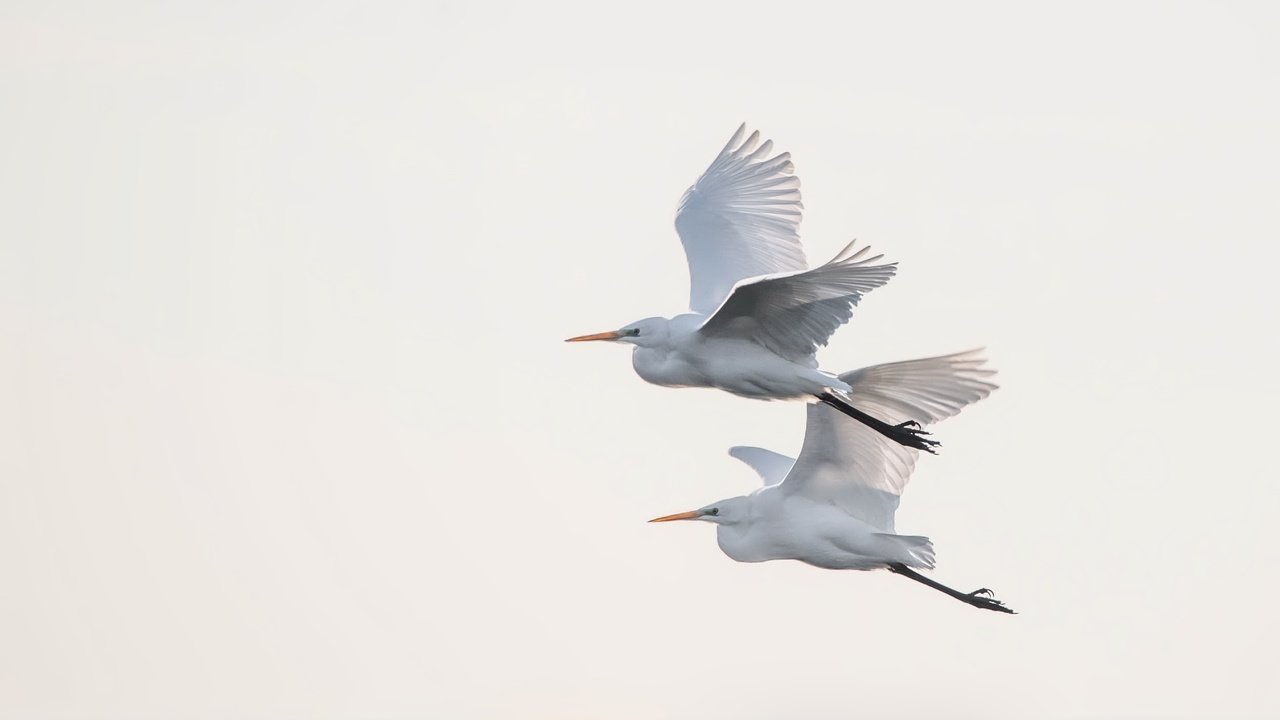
[779,350,998,531]
[696,241,897,361]
[728,446,795,486]
[675,124,808,314]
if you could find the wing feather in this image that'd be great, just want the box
[675,124,808,313]
[727,446,795,486]
[696,241,897,360]
[778,350,998,531]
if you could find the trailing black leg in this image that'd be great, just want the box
[816,392,940,454]
[888,563,1015,614]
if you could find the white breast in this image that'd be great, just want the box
[715,525,774,563]
[631,347,704,388]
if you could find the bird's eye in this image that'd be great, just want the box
[706,508,719,516]
[626,328,641,337]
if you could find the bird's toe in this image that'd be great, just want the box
[973,596,1015,614]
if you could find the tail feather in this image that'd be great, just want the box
[817,370,853,394]
[875,533,935,569]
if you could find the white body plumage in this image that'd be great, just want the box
[712,493,931,570]
[628,314,843,399]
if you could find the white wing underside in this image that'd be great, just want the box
[696,241,897,361]
[734,350,999,532]
[675,124,808,314]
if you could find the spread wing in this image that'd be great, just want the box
[778,350,998,531]
[696,241,897,361]
[727,446,795,486]
[675,124,808,314]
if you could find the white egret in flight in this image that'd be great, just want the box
[567,124,937,452]
[649,350,1014,613]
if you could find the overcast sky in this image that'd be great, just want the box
[2,2,1278,718]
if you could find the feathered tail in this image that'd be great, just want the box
[875,533,936,569]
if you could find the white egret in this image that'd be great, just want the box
[649,350,1014,613]
[567,124,938,452]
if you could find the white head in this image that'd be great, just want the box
[648,495,752,526]
[565,316,670,349]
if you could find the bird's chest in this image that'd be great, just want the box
[631,347,705,388]
[715,522,795,563]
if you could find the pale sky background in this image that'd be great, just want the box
[2,1,1278,718]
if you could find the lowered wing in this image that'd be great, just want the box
[697,241,897,361]
[779,350,998,531]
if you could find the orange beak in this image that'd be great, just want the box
[565,330,623,343]
[648,510,703,523]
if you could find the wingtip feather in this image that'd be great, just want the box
[716,123,748,161]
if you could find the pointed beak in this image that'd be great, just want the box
[648,510,703,523]
[565,330,623,343]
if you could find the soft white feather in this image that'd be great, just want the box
[696,241,897,361]
[777,349,998,532]
[675,124,808,314]
[727,446,795,486]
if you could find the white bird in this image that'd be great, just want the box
[567,124,937,452]
[649,350,1014,613]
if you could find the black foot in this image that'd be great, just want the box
[885,420,940,455]
[962,590,1015,614]
[814,393,943,454]
[888,563,1015,614]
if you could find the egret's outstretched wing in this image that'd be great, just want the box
[780,350,998,531]
[675,124,808,314]
[728,446,795,486]
[696,241,897,361]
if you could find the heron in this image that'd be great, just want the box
[568,124,938,452]
[649,350,1013,613]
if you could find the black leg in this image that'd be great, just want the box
[888,563,1015,614]
[816,392,940,454]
